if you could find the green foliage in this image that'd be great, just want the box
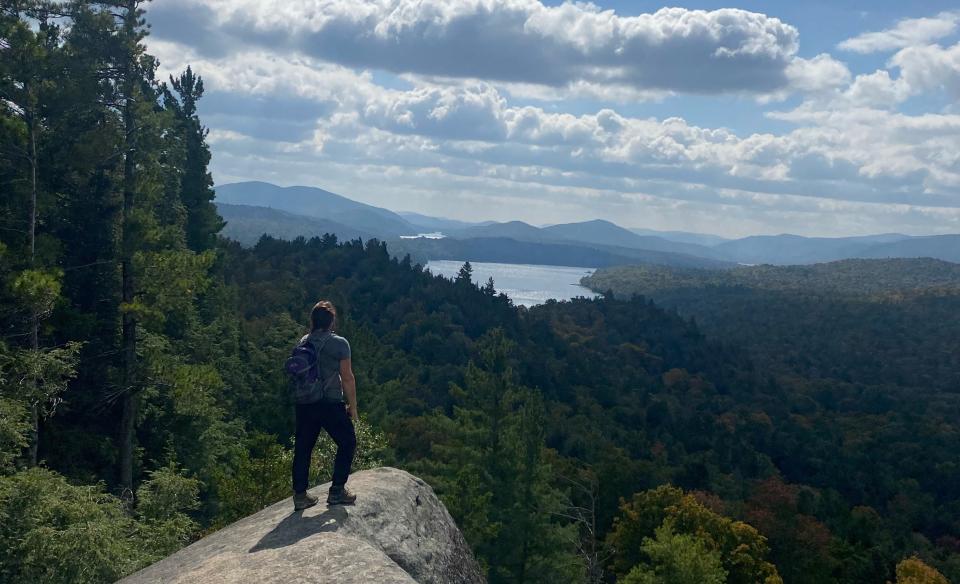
[312,414,389,485]
[422,329,583,582]
[212,418,388,528]
[134,462,201,561]
[0,463,201,584]
[621,523,727,584]
[134,249,215,329]
[0,342,82,414]
[585,259,960,298]
[137,462,201,521]
[11,269,63,316]
[0,468,145,584]
[211,432,290,528]
[609,485,781,584]
[0,341,81,470]
[0,391,30,471]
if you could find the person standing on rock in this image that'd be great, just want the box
[288,300,358,510]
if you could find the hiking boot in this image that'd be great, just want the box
[327,485,357,505]
[293,491,319,511]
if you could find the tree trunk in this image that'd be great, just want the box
[118,0,138,498]
[27,92,39,467]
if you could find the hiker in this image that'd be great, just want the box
[288,300,358,510]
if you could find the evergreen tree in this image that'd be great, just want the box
[455,260,473,285]
[164,66,223,251]
[621,522,727,584]
[113,0,148,497]
[425,329,581,582]
[0,0,61,465]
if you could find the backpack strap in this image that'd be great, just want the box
[307,332,340,398]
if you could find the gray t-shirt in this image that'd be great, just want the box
[303,331,351,398]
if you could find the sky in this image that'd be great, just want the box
[146,1,960,238]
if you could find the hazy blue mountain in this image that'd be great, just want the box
[543,219,650,247]
[840,233,912,244]
[629,227,730,247]
[329,207,417,238]
[714,233,916,264]
[217,203,375,246]
[543,219,723,258]
[216,182,956,266]
[215,181,418,238]
[217,181,361,216]
[452,221,549,241]
[398,212,487,232]
[859,234,960,263]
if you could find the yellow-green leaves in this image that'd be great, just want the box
[894,557,950,584]
[609,485,782,584]
[11,268,62,317]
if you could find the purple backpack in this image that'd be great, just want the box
[285,334,338,403]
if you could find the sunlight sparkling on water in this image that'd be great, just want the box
[426,261,598,307]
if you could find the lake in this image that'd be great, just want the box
[426,260,598,307]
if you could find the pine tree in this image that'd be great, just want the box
[164,66,223,251]
[456,260,473,285]
[112,0,149,497]
[425,329,581,582]
[0,0,65,465]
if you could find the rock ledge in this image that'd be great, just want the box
[118,467,484,584]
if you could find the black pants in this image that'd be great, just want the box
[292,401,356,493]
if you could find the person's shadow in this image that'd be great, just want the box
[249,505,349,553]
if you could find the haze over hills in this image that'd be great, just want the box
[215,182,733,269]
[215,181,420,238]
[713,233,917,265]
[452,221,549,242]
[398,211,489,233]
[541,220,723,259]
[858,234,960,263]
[216,203,376,246]
[629,227,730,247]
[215,181,959,267]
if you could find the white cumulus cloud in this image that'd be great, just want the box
[144,4,960,236]
[838,11,959,53]
[149,0,802,95]
[890,41,960,98]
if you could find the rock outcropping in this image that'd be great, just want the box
[119,467,484,584]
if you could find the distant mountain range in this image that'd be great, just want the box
[217,203,376,246]
[216,181,418,238]
[214,181,960,267]
[398,211,490,233]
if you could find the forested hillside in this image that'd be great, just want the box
[1,3,958,584]
[584,261,960,391]
[585,259,960,296]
